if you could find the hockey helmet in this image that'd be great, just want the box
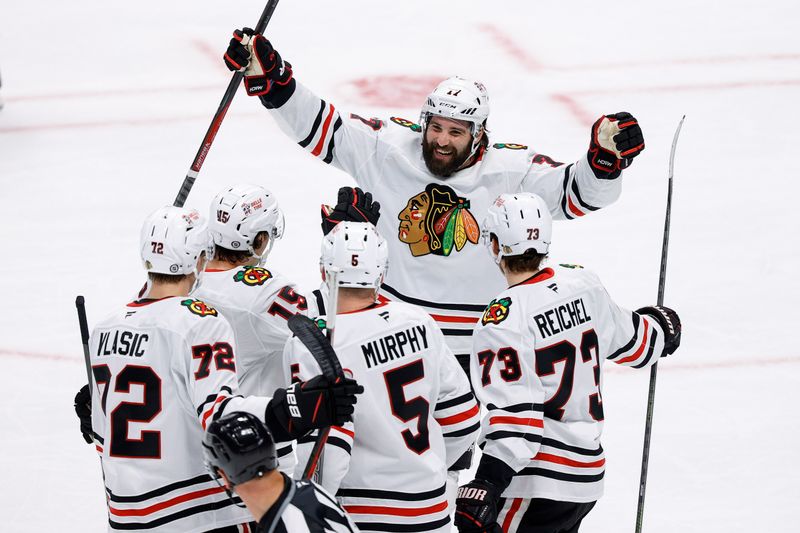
[203,412,278,486]
[320,222,388,289]
[420,76,490,154]
[140,206,214,276]
[482,193,552,264]
[209,184,285,259]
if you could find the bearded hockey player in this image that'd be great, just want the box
[203,412,359,533]
[222,30,645,368]
[454,193,681,533]
[80,205,362,532]
[284,222,481,533]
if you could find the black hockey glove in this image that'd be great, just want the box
[265,375,363,441]
[455,479,503,533]
[74,385,93,444]
[223,28,293,96]
[321,187,382,235]
[637,305,681,356]
[588,112,644,179]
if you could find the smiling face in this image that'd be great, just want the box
[397,191,431,256]
[422,116,482,177]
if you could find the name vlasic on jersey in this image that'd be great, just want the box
[89,296,270,533]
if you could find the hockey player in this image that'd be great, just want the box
[203,412,359,533]
[82,205,362,532]
[454,193,682,533]
[222,30,646,368]
[285,222,481,533]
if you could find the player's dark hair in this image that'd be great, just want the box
[214,232,268,264]
[502,249,547,274]
[147,272,190,284]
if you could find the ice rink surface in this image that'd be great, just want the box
[1,0,798,531]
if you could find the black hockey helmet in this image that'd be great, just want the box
[203,411,278,486]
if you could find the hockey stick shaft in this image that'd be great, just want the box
[635,115,685,533]
[173,0,281,207]
[75,296,93,395]
[302,268,342,481]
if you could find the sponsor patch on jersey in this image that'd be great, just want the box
[398,184,480,257]
[390,116,422,132]
[481,297,512,326]
[233,266,272,286]
[559,263,584,269]
[181,299,218,317]
[493,142,528,150]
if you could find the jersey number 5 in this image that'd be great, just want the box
[384,359,430,455]
[92,364,162,459]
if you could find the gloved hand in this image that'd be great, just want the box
[588,112,644,179]
[223,28,293,96]
[74,385,93,444]
[637,305,681,355]
[321,187,381,235]
[266,375,363,441]
[454,479,503,533]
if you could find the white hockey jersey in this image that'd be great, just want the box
[261,80,624,355]
[470,265,668,503]
[284,301,480,533]
[89,296,270,532]
[195,266,309,475]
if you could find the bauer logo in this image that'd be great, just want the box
[181,299,218,317]
[233,266,272,286]
[481,297,512,326]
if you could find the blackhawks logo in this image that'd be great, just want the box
[481,297,512,326]
[397,184,480,257]
[233,266,272,286]
[181,299,218,317]
[559,263,584,269]
[493,143,528,150]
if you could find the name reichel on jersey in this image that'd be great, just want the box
[284,301,480,533]
[260,80,626,356]
[89,296,270,532]
[470,265,668,503]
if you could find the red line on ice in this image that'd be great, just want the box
[3,84,218,103]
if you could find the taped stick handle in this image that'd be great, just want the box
[75,296,93,395]
[173,0,281,207]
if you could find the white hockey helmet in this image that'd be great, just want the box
[420,76,490,152]
[482,193,552,264]
[140,206,214,276]
[320,222,389,289]
[209,184,285,259]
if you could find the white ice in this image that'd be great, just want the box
[0,0,798,531]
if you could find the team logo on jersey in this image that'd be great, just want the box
[390,116,422,132]
[233,266,273,286]
[481,297,512,326]
[314,318,327,331]
[493,143,528,150]
[559,263,584,269]
[181,299,218,317]
[398,184,480,257]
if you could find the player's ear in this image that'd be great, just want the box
[219,470,233,490]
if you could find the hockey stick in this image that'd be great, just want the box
[635,115,685,533]
[172,0,281,207]
[288,269,343,481]
[75,295,93,395]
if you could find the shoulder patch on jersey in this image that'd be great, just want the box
[390,116,422,132]
[481,297,512,326]
[181,299,218,317]
[492,142,528,150]
[532,153,565,168]
[314,318,327,331]
[559,263,584,269]
[233,266,273,286]
[349,113,384,131]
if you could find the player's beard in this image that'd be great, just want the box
[422,137,473,178]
